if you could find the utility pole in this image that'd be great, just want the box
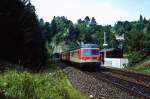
[103,32,108,59]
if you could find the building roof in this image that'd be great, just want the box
[100,48,122,52]
[100,48,115,52]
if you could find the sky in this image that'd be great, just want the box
[31,0,150,26]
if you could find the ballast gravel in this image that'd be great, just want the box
[62,66,140,99]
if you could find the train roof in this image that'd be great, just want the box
[80,44,99,48]
[61,44,99,53]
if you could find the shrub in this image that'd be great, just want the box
[128,51,146,66]
[0,67,87,99]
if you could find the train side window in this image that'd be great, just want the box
[72,51,74,56]
[76,51,78,57]
[74,51,77,57]
[74,51,76,57]
[77,50,79,58]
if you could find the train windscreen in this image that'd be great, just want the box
[83,49,99,55]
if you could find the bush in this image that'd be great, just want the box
[0,66,87,99]
[128,51,146,66]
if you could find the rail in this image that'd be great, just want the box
[100,66,150,81]
[86,72,150,99]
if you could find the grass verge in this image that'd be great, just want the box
[128,65,150,74]
[0,64,87,99]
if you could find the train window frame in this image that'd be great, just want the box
[82,49,99,55]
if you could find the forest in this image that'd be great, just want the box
[40,15,150,66]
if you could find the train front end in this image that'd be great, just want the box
[80,44,101,67]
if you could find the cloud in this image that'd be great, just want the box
[31,0,129,25]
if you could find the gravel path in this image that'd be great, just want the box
[63,67,141,99]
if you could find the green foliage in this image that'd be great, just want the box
[127,31,145,51]
[128,51,146,66]
[0,0,48,71]
[127,56,150,73]
[128,65,150,74]
[0,65,87,99]
[46,16,120,51]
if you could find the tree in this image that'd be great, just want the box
[0,0,48,71]
[90,17,97,25]
[38,19,52,45]
[44,22,51,42]
[50,16,58,37]
[84,16,90,25]
[139,14,143,23]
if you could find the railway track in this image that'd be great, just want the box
[100,66,150,87]
[100,66,150,81]
[55,61,150,98]
[86,71,150,99]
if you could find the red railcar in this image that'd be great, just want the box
[61,44,101,68]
